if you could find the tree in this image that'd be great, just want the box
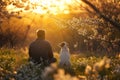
[80,0,120,53]
[81,0,120,31]
[0,0,30,48]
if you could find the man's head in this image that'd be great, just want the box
[36,29,45,39]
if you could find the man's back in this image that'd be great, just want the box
[29,38,53,63]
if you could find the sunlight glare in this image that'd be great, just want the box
[6,0,83,15]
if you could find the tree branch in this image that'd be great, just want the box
[81,0,120,31]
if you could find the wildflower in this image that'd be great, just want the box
[54,69,80,80]
[85,65,92,75]
[0,67,3,71]
[78,75,87,80]
[13,71,17,74]
[42,66,54,77]
[93,57,111,73]
[118,54,120,59]
[105,58,111,69]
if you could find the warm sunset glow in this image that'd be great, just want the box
[6,0,83,15]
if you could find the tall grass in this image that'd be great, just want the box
[0,49,120,80]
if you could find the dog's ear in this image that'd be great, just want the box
[58,42,65,47]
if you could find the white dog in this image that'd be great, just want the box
[59,42,71,66]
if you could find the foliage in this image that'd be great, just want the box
[15,62,43,80]
[81,0,120,30]
[67,0,120,53]
[0,49,15,80]
[61,16,120,53]
[51,0,120,53]
[0,49,120,80]
[0,48,28,80]
[0,0,31,48]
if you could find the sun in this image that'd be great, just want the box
[6,0,83,15]
[29,0,72,15]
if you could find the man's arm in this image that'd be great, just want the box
[47,43,53,59]
[29,45,32,58]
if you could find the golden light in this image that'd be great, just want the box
[6,0,83,15]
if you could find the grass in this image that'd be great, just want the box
[0,48,120,80]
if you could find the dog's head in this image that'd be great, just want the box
[59,42,68,47]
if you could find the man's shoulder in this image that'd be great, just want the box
[44,40,49,43]
[29,41,36,47]
[29,39,39,46]
[34,40,50,44]
[43,40,51,45]
[29,39,51,46]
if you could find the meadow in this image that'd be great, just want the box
[0,0,120,80]
[0,48,120,80]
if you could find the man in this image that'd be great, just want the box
[29,30,56,64]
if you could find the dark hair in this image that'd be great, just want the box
[36,29,45,39]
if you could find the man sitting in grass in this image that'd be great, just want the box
[29,29,56,65]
